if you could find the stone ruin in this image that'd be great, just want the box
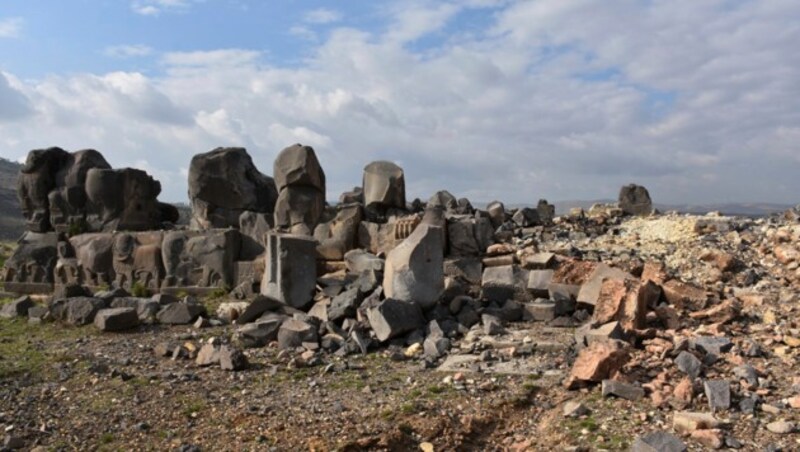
[1,143,656,362]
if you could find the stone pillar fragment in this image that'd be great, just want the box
[260,233,317,309]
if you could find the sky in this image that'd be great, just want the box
[0,0,799,205]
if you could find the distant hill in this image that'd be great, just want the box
[551,199,794,217]
[0,158,24,241]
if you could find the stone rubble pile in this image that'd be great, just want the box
[3,143,800,449]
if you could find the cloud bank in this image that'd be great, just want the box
[1,0,799,205]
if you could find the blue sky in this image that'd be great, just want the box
[1,0,799,204]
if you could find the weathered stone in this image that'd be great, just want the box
[328,286,364,322]
[673,411,722,434]
[315,204,363,260]
[343,249,384,274]
[691,336,733,356]
[486,201,506,228]
[27,305,49,323]
[277,318,319,350]
[443,257,482,285]
[766,421,795,434]
[261,233,317,309]
[237,318,284,348]
[219,345,248,371]
[675,351,703,379]
[481,265,528,303]
[238,210,272,259]
[427,191,458,212]
[86,167,176,231]
[641,261,669,285]
[593,278,659,332]
[109,297,159,321]
[690,429,724,450]
[482,313,506,335]
[619,184,653,216]
[575,263,635,307]
[274,144,325,192]
[2,231,58,292]
[188,147,278,229]
[383,223,444,310]
[366,298,425,342]
[362,161,405,210]
[565,340,629,389]
[584,321,626,346]
[273,144,325,234]
[215,301,249,323]
[59,297,106,326]
[156,302,206,325]
[523,252,556,270]
[688,299,740,324]
[602,379,645,400]
[662,280,708,310]
[536,199,555,224]
[704,380,731,412]
[733,364,759,387]
[0,296,34,318]
[511,207,540,227]
[108,231,165,292]
[447,215,493,257]
[631,431,686,452]
[522,300,556,322]
[93,306,139,331]
[196,343,221,367]
[17,148,112,233]
[161,229,240,290]
[562,401,589,418]
[423,335,450,359]
[527,270,554,298]
[237,295,283,324]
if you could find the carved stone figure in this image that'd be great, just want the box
[161,230,240,289]
[188,147,278,229]
[273,144,326,235]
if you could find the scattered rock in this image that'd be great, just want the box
[94,307,139,331]
[601,379,645,401]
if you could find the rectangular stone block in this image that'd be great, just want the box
[261,233,317,309]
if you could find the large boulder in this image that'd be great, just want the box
[427,191,458,212]
[382,223,444,310]
[447,215,493,256]
[274,144,325,192]
[188,147,278,229]
[261,233,317,309]
[94,307,139,331]
[273,144,326,235]
[362,161,405,210]
[366,298,425,342]
[619,184,653,216]
[86,167,177,231]
[314,204,363,260]
[17,148,110,233]
[17,147,175,234]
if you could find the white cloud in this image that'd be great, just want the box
[303,8,343,24]
[0,72,33,121]
[104,44,154,58]
[289,25,317,41]
[131,0,194,16]
[0,17,23,38]
[2,1,800,205]
[384,3,460,44]
[162,49,261,67]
